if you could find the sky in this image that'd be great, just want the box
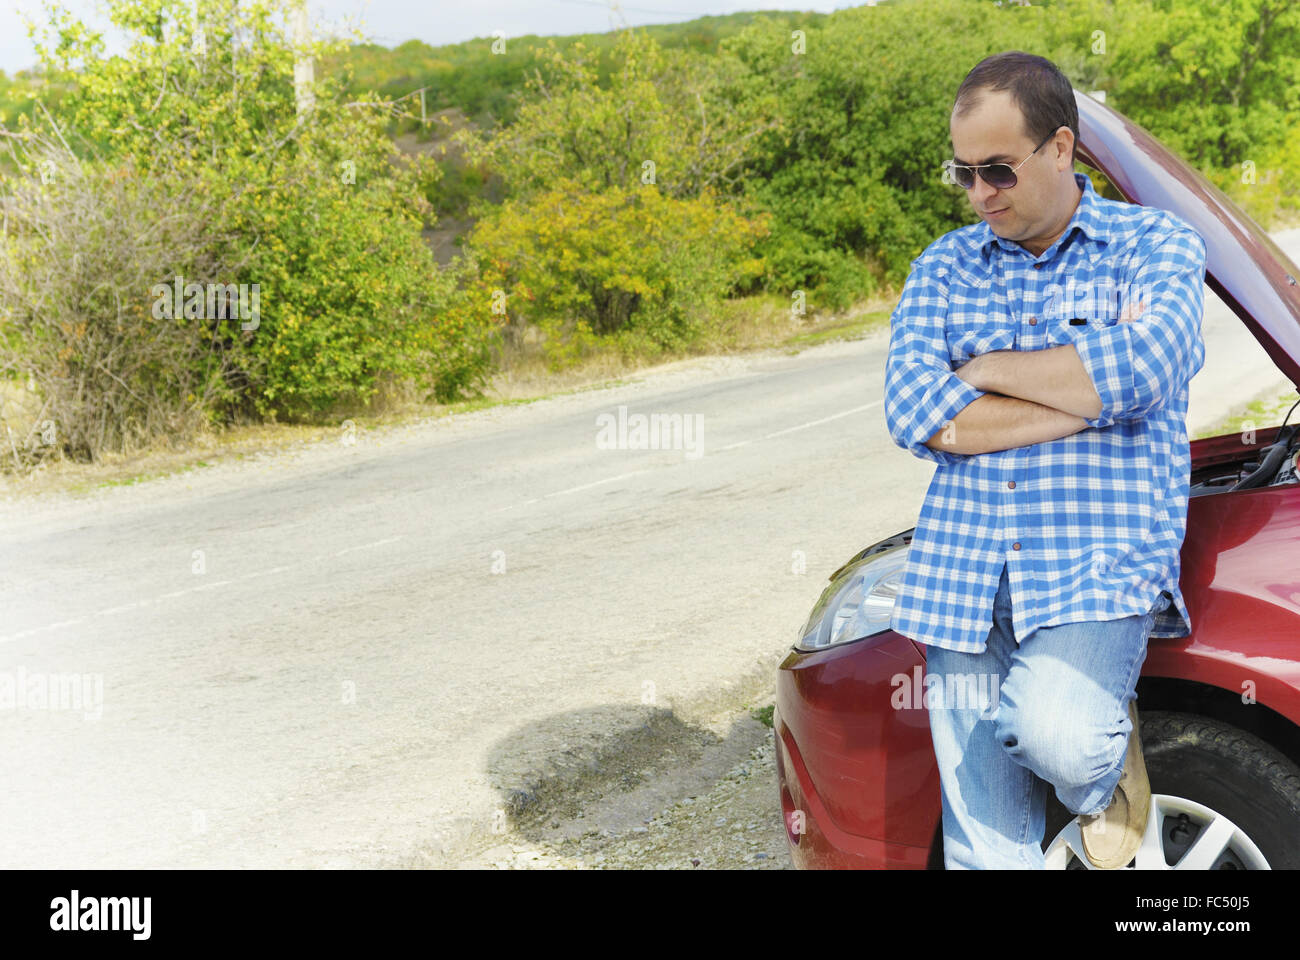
[1,0,869,75]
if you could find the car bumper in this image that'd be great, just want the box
[774,632,939,869]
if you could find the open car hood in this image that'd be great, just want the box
[1074,89,1300,390]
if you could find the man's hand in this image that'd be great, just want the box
[1120,299,1146,322]
[953,299,1147,410]
[953,353,991,390]
[925,392,1092,455]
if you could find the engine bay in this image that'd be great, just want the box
[1189,420,1300,497]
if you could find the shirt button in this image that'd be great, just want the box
[1027,317,1037,325]
[1007,480,1016,489]
[1012,542,1021,550]
[1034,263,1043,269]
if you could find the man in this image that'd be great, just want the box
[882,51,1206,869]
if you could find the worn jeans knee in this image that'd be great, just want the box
[991,681,1126,799]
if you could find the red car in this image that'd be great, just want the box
[774,90,1300,870]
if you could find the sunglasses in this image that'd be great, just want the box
[943,127,1061,190]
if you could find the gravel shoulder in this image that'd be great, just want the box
[462,700,792,870]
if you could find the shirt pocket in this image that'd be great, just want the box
[944,314,1015,367]
[1044,309,1120,348]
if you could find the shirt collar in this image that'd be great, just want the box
[978,172,1111,260]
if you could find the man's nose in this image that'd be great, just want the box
[969,175,999,207]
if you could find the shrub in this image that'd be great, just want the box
[0,138,240,463]
[466,178,770,367]
[1,0,496,444]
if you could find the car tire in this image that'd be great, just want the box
[1041,710,1300,869]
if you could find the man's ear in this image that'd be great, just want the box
[1053,128,1075,172]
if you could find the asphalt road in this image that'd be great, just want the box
[1,232,1295,868]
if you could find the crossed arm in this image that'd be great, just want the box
[922,344,1103,456]
[887,225,1206,462]
[924,295,1155,455]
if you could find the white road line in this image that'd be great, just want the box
[485,498,541,515]
[46,618,87,630]
[235,566,292,580]
[96,602,142,617]
[1,539,404,642]
[543,469,652,498]
[334,536,404,557]
[757,401,881,441]
[494,400,884,507]
[7,400,883,640]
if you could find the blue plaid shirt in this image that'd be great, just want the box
[884,173,1206,653]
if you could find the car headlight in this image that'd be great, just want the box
[795,541,909,651]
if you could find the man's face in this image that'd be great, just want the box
[949,88,1071,246]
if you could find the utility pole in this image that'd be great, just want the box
[292,0,315,117]
[607,0,631,33]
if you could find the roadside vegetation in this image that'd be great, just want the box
[1192,383,1300,441]
[1,0,1297,475]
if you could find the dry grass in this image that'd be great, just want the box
[486,289,897,401]
[0,289,899,499]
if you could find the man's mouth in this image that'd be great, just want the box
[984,207,1009,219]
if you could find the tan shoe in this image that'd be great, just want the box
[1079,697,1150,868]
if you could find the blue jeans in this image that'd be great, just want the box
[922,561,1158,869]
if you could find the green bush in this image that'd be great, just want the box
[223,134,470,419]
[0,142,239,463]
[5,0,496,448]
[466,178,769,367]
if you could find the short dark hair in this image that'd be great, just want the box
[953,51,1078,163]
